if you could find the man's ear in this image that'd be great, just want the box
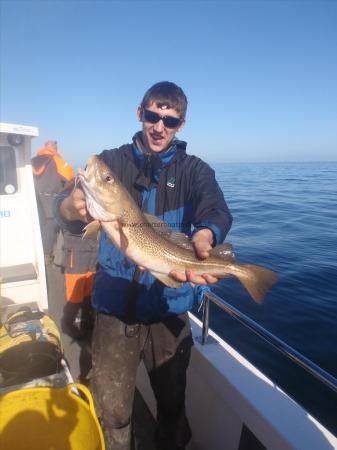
[137,106,143,121]
[177,118,186,132]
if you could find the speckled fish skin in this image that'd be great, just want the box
[78,156,278,303]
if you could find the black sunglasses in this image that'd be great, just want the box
[142,109,182,129]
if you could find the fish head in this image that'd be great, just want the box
[77,155,126,221]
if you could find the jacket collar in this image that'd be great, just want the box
[130,132,187,190]
[131,131,187,161]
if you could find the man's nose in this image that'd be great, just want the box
[153,119,165,132]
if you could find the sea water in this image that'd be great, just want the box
[194,161,337,434]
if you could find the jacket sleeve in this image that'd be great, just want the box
[190,160,233,245]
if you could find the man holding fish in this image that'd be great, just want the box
[55,82,276,450]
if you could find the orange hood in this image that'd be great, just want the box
[34,141,74,181]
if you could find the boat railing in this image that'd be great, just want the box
[200,290,337,395]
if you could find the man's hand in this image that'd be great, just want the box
[170,228,219,285]
[60,187,91,223]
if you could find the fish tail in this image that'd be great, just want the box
[231,264,278,304]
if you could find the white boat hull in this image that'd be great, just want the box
[137,312,337,450]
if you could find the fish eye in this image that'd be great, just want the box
[105,175,113,182]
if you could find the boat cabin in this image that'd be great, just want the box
[0,123,48,312]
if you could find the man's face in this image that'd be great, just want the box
[137,102,185,153]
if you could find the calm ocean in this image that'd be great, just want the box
[193,161,337,434]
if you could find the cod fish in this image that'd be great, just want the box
[78,156,277,304]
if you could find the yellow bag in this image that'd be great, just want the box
[0,307,63,387]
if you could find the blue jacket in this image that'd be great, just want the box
[55,134,232,323]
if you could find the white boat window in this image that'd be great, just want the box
[0,146,18,195]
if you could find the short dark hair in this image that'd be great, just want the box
[140,81,188,119]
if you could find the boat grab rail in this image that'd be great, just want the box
[200,290,337,395]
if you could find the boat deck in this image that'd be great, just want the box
[3,262,336,450]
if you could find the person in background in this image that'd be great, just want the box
[60,229,98,341]
[55,81,233,450]
[57,228,98,384]
[32,141,98,351]
[32,140,74,264]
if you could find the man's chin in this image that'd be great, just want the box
[149,141,167,153]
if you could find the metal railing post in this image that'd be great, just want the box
[201,294,210,345]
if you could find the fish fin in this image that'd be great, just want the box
[209,243,235,261]
[82,220,101,240]
[144,213,194,250]
[168,233,194,250]
[150,271,183,288]
[233,264,278,304]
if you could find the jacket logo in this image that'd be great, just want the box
[167,177,176,188]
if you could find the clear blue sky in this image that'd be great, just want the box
[1,0,336,166]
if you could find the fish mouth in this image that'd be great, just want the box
[75,173,84,188]
[77,166,85,177]
[75,166,95,201]
[76,166,87,184]
[76,163,96,188]
[77,156,98,181]
[75,169,102,220]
